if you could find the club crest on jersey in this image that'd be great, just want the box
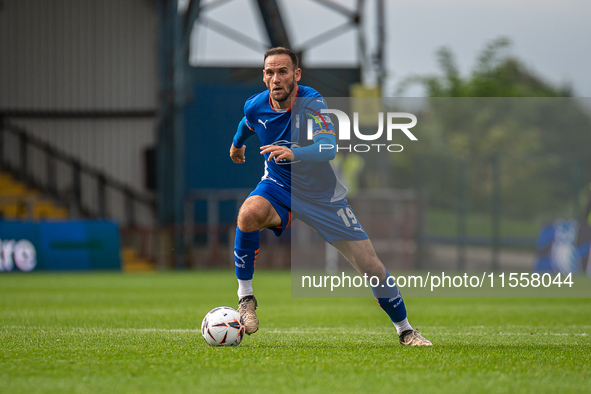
[304,107,331,135]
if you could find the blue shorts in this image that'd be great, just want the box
[248,179,368,243]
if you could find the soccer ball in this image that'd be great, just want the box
[201,306,245,346]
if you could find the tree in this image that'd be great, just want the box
[398,37,572,98]
[392,38,591,219]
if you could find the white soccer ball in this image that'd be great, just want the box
[201,306,245,346]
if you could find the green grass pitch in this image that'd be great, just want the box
[1,271,590,393]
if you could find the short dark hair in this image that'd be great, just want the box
[264,47,299,70]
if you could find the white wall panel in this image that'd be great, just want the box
[0,0,158,110]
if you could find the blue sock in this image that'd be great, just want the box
[372,270,407,323]
[234,227,259,280]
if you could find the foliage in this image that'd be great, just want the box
[392,38,591,219]
[397,37,572,98]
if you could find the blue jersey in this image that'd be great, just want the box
[243,85,347,202]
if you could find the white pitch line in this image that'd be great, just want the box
[1,326,589,336]
[1,326,200,333]
[259,330,589,336]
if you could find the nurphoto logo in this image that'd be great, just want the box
[307,110,418,153]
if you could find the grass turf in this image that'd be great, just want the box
[1,271,590,393]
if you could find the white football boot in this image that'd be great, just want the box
[399,329,433,346]
[238,295,259,335]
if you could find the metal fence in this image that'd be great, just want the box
[179,188,421,271]
[412,153,591,271]
[0,120,156,227]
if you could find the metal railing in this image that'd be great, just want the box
[0,119,156,226]
[184,188,251,263]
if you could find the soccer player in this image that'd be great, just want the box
[229,47,432,346]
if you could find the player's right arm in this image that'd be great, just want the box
[230,117,256,164]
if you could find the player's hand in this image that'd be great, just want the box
[230,144,246,163]
[260,145,294,163]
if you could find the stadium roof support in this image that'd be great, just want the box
[157,0,193,267]
[179,0,385,88]
[255,0,292,49]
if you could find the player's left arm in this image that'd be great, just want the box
[292,133,336,162]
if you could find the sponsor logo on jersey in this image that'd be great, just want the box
[269,140,301,165]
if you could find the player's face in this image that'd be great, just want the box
[263,55,301,104]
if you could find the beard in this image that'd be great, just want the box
[270,77,296,103]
